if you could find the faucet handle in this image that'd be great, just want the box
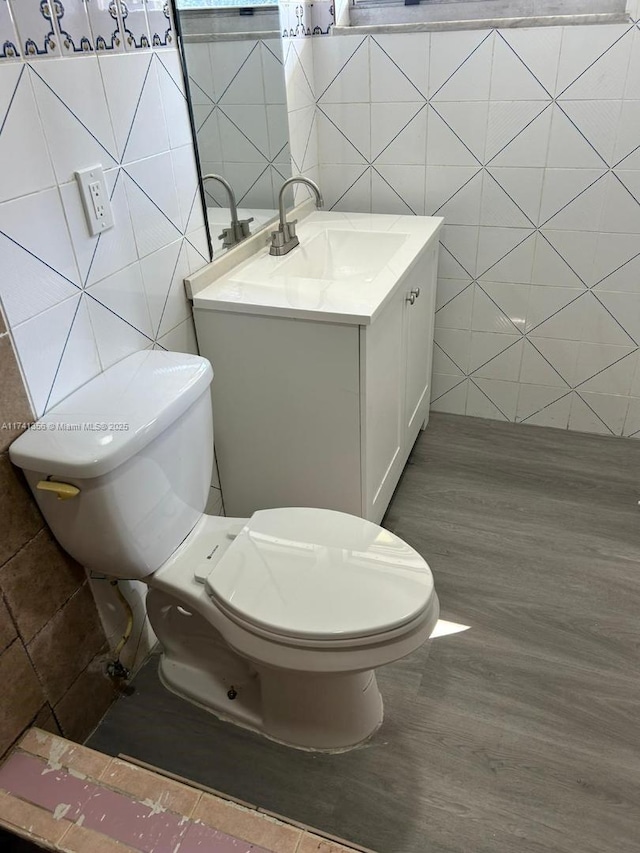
[218,225,235,248]
[237,217,254,240]
[270,227,286,248]
[269,219,300,256]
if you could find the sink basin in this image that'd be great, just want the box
[276,229,408,282]
[191,211,444,325]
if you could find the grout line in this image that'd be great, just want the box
[370,36,427,102]
[372,102,427,166]
[431,375,467,404]
[556,22,635,99]
[486,102,552,167]
[42,292,82,413]
[429,29,494,101]
[590,289,638,346]
[469,335,524,377]
[432,168,483,217]
[316,103,369,164]
[120,54,154,162]
[152,239,184,340]
[475,229,535,281]
[482,169,537,229]
[0,228,80,291]
[316,37,366,103]
[371,165,417,214]
[0,64,25,138]
[474,280,523,336]
[574,390,616,434]
[216,41,261,104]
[537,230,589,288]
[428,102,483,167]
[592,246,640,289]
[494,30,554,98]
[468,376,510,420]
[574,347,639,390]
[29,65,118,165]
[519,389,573,424]
[526,338,572,387]
[554,101,610,169]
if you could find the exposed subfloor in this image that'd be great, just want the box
[88,413,640,853]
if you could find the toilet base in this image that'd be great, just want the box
[158,653,384,753]
[147,587,385,752]
[255,665,384,752]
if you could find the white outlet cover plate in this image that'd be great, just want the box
[75,165,114,237]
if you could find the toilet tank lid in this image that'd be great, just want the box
[9,351,213,479]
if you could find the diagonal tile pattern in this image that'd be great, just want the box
[184,36,291,217]
[0,42,207,416]
[313,17,640,438]
[3,5,640,442]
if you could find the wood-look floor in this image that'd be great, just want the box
[88,414,640,853]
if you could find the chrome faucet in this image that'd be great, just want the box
[202,174,253,249]
[269,177,324,256]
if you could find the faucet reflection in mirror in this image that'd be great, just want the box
[203,174,253,249]
[174,0,293,258]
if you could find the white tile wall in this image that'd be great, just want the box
[0,42,208,415]
[308,9,640,439]
[282,21,321,204]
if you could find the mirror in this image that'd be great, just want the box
[172,1,292,259]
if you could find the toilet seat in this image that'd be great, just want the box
[210,592,436,652]
[205,507,435,643]
[151,509,439,678]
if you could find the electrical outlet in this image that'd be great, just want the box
[75,166,114,237]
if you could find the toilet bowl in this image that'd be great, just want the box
[9,350,439,751]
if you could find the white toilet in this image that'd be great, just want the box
[10,350,439,751]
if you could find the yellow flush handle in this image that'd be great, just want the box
[36,480,80,501]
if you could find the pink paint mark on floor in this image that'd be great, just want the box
[0,752,92,821]
[0,752,272,853]
[79,786,186,853]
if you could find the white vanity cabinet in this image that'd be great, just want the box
[191,212,442,523]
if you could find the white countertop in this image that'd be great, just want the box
[192,211,443,325]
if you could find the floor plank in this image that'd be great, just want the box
[89,414,640,853]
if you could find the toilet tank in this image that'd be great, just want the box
[9,351,214,580]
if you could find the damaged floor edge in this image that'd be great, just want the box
[0,728,367,853]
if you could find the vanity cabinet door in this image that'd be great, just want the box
[403,244,438,447]
[361,287,405,522]
[196,310,363,518]
[361,240,439,523]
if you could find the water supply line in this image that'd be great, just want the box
[106,579,133,682]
